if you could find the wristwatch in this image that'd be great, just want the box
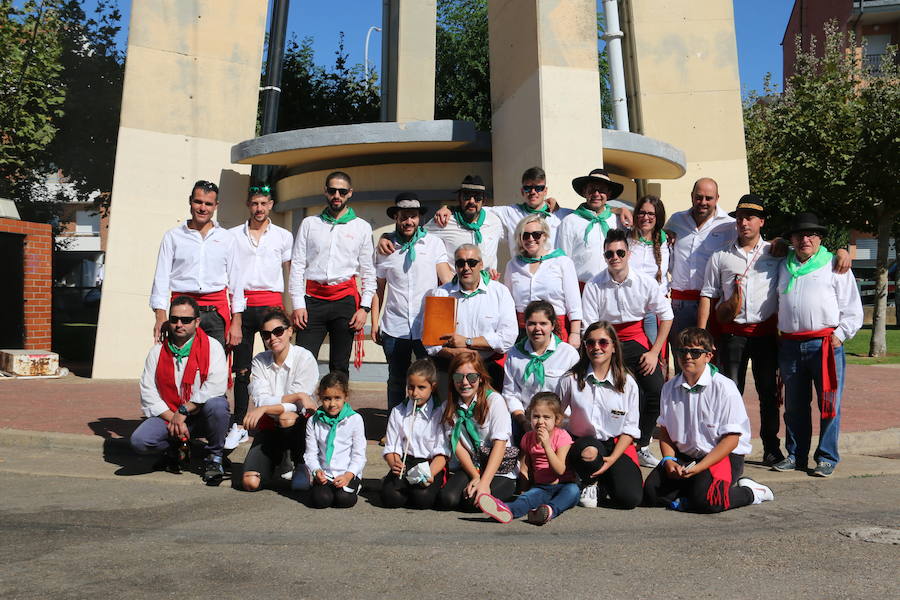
[177,404,190,416]
[361,306,371,313]
[465,337,473,348]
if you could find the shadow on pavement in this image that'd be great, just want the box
[88,417,142,441]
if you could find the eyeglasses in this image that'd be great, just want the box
[451,372,481,384]
[455,258,481,269]
[168,315,197,325]
[260,325,289,341]
[584,185,610,195]
[521,185,546,193]
[604,249,627,259]
[584,338,612,349]
[675,347,710,359]
[460,192,485,202]
[326,186,350,197]
[636,211,656,218]
[521,231,544,241]
[249,185,271,195]
[193,180,219,194]
[794,231,821,239]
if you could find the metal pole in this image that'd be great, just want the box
[365,26,382,79]
[602,0,630,132]
[253,0,290,184]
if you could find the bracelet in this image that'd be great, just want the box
[659,456,677,465]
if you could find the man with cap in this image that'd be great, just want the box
[698,195,785,464]
[373,193,454,410]
[772,212,862,478]
[558,168,627,287]
[288,170,376,376]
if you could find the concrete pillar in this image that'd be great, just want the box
[384,0,437,122]
[488,0,604,208]
[93,0,267,378]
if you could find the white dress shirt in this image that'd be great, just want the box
[375,232,450,338]
[138,336,228,417]
[150,221,246,312]
[424,209,503,271]
[446,392,516,479]
[423,277,519,359]
[581,268,674,327]
[488,204,563,256]
[229,220,293,292]
[304,412,367,478]
[288,212,376,309]
[502,337,580,414]
[777,256,863,342]
[557,370,641,441]
[383,400,450,460]
[665,207,734,292]
[248,344,319,413]
[502,254,583,322]
[628,237,671,293]
[701,238,781,325]
[557,210,623,282]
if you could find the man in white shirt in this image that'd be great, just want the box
[581,229,674,467]
[772,212,863,478]
[289,171,376,376]
[130,295,230,485]
[373,193,453,410]
[698,195,784,465]
[225,183,294,449]
[150,180,245,349]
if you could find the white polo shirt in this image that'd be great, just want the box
[489,204,563,256]
[445,392,516,479]
[383,400,449,460]
[701,238,782,325]
[248,344,319,413]
[628,237,670,293]
[502,254,583,322]
[424,209,503,271]
[557,209,622,282]
[581,268,673,327]
[288,212,376,309]
[557,370,641,441]
[138,337,228,417]
[304,412,367,478]
[229,220,293,293]
[666,207,734,293]
[777,256,863,342]
[657,365,753,459]
[502,337,580,414]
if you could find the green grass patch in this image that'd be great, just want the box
[843,325,900,365]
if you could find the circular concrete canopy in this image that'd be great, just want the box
[231,119,685,180]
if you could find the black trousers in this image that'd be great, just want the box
[198,308,226,349]
[231,304,283,425]
[295,295,356,376]
[569,437,643,509]
[717,333,781,454]
[380,456,443,509]
[241,420,307,489]
[436,469,516,511]
[642,453,754,513]
[309,476,361,509]
[621,340,663,447]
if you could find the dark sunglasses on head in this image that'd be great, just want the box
[193,180,219,194]
[455,258,481,269]
[636,210,656,217]
[168,315,197,325]
[260,325,289,341]
[326,186,350,197]
[584,338,612,349]
[675,347,710,359]
[249,185,271,196]
[451,372,481,384]
[521,231,544,241]
[522,185,546,193]
[604,249,627,259]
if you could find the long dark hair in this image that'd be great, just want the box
[567,321,627,393]
[629,195,667,283]
[443,353,493,427]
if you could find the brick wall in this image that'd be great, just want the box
[0,218,52,349]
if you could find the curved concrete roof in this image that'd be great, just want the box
[601,129,686,179]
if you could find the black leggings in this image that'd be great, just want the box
[242,422,306,489]
[436,469,516,511]
[621,340,663,447]
[642,453,754,513]
[569,436,643,509]
[309,476,361,509]
[380,457,443,509]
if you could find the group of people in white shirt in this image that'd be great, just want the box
[131,166,863,517]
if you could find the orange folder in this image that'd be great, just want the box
[421,296,457,346]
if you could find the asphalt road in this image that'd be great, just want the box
[1,441,898,600]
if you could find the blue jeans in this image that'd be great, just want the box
[381,333,427,411]
[642,312,658,346]
[505,482,580,519]
[778,338,845,465]
[670,299,698,374]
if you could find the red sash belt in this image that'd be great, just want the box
[671,289,701,301]
[244,290,284,308]
[172,289,231,334]
[516,312,571,343]
[721,315,777,338]
[779,328,838,418]
[306,278,365,369]
[614,320,650,351]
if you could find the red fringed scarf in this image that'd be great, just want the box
[779,328,838,418]
[705,454,734,511]
[156,328,211,412]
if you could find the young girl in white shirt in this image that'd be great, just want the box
[297,371,367,508]
[437,353,518,511]
[380,359,449,509]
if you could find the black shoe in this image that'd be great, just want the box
[154,449,181,474]
[762,450,785,466]
[202,456,225,485]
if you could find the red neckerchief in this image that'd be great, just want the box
[156,328,211,412]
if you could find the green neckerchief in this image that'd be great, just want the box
[637,230,667,245]
[573,203,612,243]
[517,202,551,217]
[518,248,566,264]
[320,206,357,226]
[452,270,491,298]
[687,364,719,393]
[314,403,358,464]
[516,336,560,386]
[396,227,426,263]
[783,246,833,294]
[167,336,193,369]
[587,370,613,388]
[450,391,492,454]
[453,208,485,244]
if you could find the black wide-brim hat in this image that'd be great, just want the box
[457,174,486,194]
[571,168,624,199]
[386,192,428,218]
[784,211,828,237]
[728,194,767,218]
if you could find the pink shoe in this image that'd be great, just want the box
[476,493,513,524]
[526,504,553,525]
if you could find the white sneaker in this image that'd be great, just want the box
[579,483,598,508]
[223,424,249,450]
[637,446,660,468]
[738,477,774,504]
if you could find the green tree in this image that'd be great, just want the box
[744,22,900,356]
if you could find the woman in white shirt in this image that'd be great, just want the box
[241,309,319,492]
[503,213,582,344]
[627,195,670,347]
[437,353,518,510]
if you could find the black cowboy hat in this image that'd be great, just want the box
[784,212,828,237]
[457,174,486,194]
[386,192,428,218]
[728,194,767,218]
[571,168,624,199]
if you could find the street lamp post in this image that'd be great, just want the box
[364,25,382,79]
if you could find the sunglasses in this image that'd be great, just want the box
[604,249,627,259]
[260,325,290,341]
[461,192,485,202]
[522,185,546,193]
[675,347,710,359]
[521,231,544,241]
[636,210,656,218]
[249,185,271,195]
[455,258,481,269]
[193,180,219,194]
[584,338,612,349]
[168,315,197,325]
[326,186,350,197]
[794,231,821,239]
[452,372,481,384]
